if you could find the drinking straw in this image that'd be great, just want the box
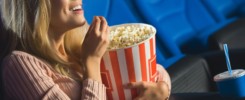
[223,44,232,76]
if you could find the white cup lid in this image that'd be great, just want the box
[214,69,245,82]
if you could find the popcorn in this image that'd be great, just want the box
[109,24,155,49]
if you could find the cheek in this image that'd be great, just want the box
[50,0,69,16]
[50,0,69,26]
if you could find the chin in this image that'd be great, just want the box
[76,17,86,25]
[69,22,86,30]
[78,20,86,27]
[70,18,86,27]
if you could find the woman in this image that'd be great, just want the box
[0,0,171,99]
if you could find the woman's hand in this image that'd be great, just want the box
[124,81,170,100]
[123,65,171,100]
[81,16,110,82]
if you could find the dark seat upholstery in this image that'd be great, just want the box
[167,56,216,93]
[0,15,9,99]
[0,17,6,99]
[208,18,245,51]
[202,49,245,77]
[0,14,16,99]
[168,49,245,93]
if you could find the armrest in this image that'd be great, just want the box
[167,56,216,93]
[202,49,245,77]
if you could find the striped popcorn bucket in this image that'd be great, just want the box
[100,23,157,100]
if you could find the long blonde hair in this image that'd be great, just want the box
[1,0,89,76]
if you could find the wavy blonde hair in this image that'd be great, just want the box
[1,0,89,76]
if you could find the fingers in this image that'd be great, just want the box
[133,92,145,100]
[85,16,109,54]
[92,16,108,35]
[88,16,109,36]
[124,82,169,100]
[124,82,154,89]
[94,16,101,35]
[81,16,109,70]
[85,16,96,41]
[98,16,109,43]
[85,16,109,41]
[99,16,108,33]
[157,81,170,94]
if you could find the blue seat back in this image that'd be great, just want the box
[201,0,238,22]
[83,0,110,24]
[83,0,140,25]
[135,0,195,46]
[233,0,245,16]
[134,0,216,53]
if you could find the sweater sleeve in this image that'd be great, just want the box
[2,52,106,100]
[82,79,106,100]
[2,53,70,100]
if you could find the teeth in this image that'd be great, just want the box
[72,5,82,11]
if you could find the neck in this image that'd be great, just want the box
[48,29,68,60]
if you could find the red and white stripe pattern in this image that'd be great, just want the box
[100,36,157,100]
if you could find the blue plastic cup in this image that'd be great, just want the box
[214,69,245,98]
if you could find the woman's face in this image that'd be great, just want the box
[50,0,85,33]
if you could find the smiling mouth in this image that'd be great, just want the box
[70,5,83,11]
